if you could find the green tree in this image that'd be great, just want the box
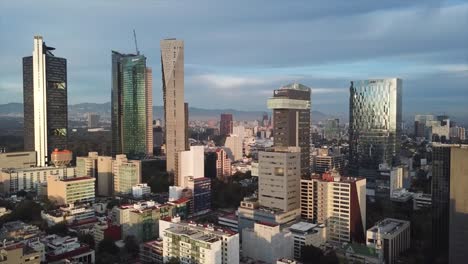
[98,237,120,255]
[46,222,68,236]
[79,233,96,249]
[124,235,139,258]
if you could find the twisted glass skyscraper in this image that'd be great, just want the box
[349,78,402,190]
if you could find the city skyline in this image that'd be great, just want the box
[0,0,467,117]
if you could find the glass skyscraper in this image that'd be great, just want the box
[111,51,150,157]
[348,78,402,190]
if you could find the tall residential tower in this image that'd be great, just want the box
[267,83,311,176]
[349,78,402,191]
[161,38,187,185]
[23,36,68,167]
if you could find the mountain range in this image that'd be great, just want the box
[0,102,330,122]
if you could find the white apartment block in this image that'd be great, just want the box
[177,146,204,187]
[132,183,151,198]
[366,218,410,264]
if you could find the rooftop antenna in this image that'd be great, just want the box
[133,29,140,55]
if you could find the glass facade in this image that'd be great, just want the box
[111,51,148,157]
[349,79,402,186]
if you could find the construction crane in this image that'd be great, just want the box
[133,29,140,55]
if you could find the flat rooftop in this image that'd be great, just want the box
[289,221,318,233]
[369,218,410,235]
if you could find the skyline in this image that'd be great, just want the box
[0,0,467,117]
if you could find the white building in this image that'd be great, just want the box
[0,166,76,194]
[132,183,151,198]
[41,204,95,227]
[366,218,411,264]
[289,222,326,259]
[177,146,204,187]
[224,135,243,161]
[242,222,293,263]
[41,234,95,264]
[160,217,239,264]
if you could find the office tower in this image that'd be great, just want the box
[113,154,141,195]
[233,125,245,139]
[76,152,98,177]
[186,177,211,215]
[146,67,153,155]
[349,78,402,190]
[300,170,366,244]
[414,114,435,138]
[312,146,345,175]
[224,135,243,161]
[267,83,311,176]
[161,39,187,178]
[366,218,411,264]
[258,147,301,212]
[111,51,149,157]
[47,176,95,205]
[431,144,468,263]
[23,36,68,167]
[220,113,233,136]
[323,118,341,140]
[215,148,232,181]
[87,113,100,128]
[449,126,466,141]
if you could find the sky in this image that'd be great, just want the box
[0,0,467,118]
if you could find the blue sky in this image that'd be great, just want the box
[0,0,467,118]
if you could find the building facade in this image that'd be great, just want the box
[267,83,311,176]
[349,78,402,191]
[0,151,36,169]
[220,113,233,136]
[47,176,95,205]
[161,39,187,179]
[23,36,68,167]
[224,135,243,161]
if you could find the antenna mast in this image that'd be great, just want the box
[133,29,140,55]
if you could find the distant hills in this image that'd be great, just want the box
[0,102,330,122]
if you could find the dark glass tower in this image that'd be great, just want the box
[267,83,311,176]
[220,113,233,136]
[111,51,148,157]
[349,78,402,191]
[23,36,68,166]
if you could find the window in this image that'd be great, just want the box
[51,128,67,136]
[49,81,66,90]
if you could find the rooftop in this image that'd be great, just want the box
[280,83,311,91]
[369,218,410,235]
[61,176,93,182]
[289,221,319,233]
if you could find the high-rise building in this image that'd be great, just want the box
[267,83,311,176]
[323,118,341,140]
[177,146,204,187]
[215,148,232,181]
[220,113,233,136]
[312,146,345,175]
[23,36,68,167]
[111,51,151,157]
[161,39,187,178]
[47,176,95,205]
[300,170,367,244]
[146,67,153,155]
[349,78,402,191]
[224,135,243,161]
[113,154,141,195]
[87,113,100,128]
[414,114,435,138]
[431,144,468,263]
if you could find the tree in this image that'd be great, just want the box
[124,235,139,258]
[300,245,339,264]
[79,233,96,249]
[46,222,68,236]
[98,237,120,255]
[96,252,120,264]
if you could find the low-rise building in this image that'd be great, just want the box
[93,220,121,245]
[412,193,431,210]
[0,221,43,244]
[366,218,410,264]
[339,243,381,264]
[42,234,95,264]
[47,176,95,205]
[218,212,238,232]
[0,151,36,170]
[41,204,96,227]
[242,222,293,263]
[132,183,151,198]
[0,243,41,264]
[289,222,326,260]
[140,239,163,264]
[160,218,239,264]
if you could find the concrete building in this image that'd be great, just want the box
[431,144,468,263]
[233,125,245,139]
[367,218,411,264]
[220,113,233,136]
[449,126,466,141]
[224,135,243,161]
[47,176,95,205]
[86,113,100,128]
[312,146,345,175]
[289,221,326,260]
[161,38,187,181]
[323,118,341,140]
[0,166,76,194]
[132,183,151,198]
[216,148,232,181]
[23,36,68,167]
[113,200,177,243]
[93,220,121,245]
[349,78,402,191]
[0,243,41,264]
[113,154,141,195]
[376,164,408,198]
[300,170,367,244]
[177,146,204,187]
[42,234,95,264]
[41,204,95,227]
[0,151,36,169]
[160,217,239,264]
[242,222,293,263]
[140,239,163,264]
[267,83,311,176]
[258,147,301,212]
